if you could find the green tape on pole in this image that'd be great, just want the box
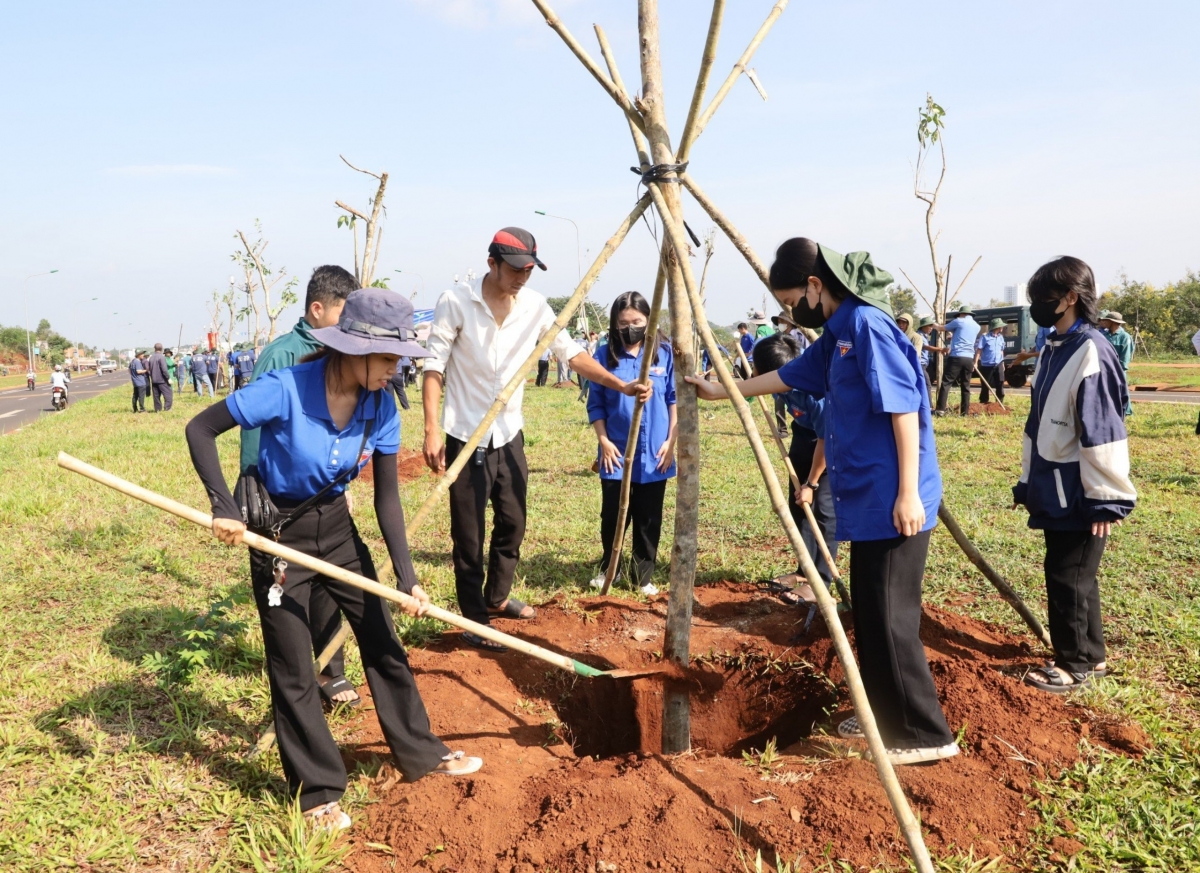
[572,660,605,678]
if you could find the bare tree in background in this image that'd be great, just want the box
[234,221,299,345]
[904,95,981,389]
[223,286,240,353]
[335,155,389,287]
[205,290,228,388]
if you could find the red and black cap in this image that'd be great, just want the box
[488,226,547,271]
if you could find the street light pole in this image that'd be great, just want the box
[534,210,586,333]
[24,269,59,372]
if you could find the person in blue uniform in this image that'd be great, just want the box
[973,317,1007,405]
[586,291,677,596]
[687,238,957,767]
[191,351,213,397]
[932,304,981,416]
[233,346,257,391]
[184,288,481,832]
[751,332,836,606]
[1014,257,1135,693]
[205,349,220,392]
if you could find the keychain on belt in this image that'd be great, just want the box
[268,557,287,607]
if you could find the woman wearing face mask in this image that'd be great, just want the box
[587,291,677,596]
[185,288,481,832]
[687,239,957,766]
[1014,257,1135,693]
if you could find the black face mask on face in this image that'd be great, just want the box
[1029,299,1065,328]
[619,325,647,346]
[791,292,827,329]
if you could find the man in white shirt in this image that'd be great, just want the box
[422,227,650,648]
[50,364,70,397]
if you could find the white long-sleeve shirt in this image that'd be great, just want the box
[50,372,69,390]
[424,279,582,448]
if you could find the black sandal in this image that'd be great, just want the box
[317,676,362,708]
[487,598,536,620]
[1024,665,1093,694]
[461,631,507,652]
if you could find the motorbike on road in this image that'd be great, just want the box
[51,386,68,412]
[27,373,36,391]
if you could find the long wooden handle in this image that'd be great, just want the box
[56,452,605,678]
[972,364,1007,411]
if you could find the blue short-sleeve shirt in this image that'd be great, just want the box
[777,386,825,438]
[586,342,676,483]
[777,297,942,542]
[976,332,1006,366]
[945,316,981,358]
[227,357,400,500]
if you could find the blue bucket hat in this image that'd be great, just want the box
[310,287,429,358]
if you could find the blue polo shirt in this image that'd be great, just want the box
[234,349,257,377]
[227,358,400,501]
[190,355,206,376]
[586,342,676,483]
[945,316,981,358]
[206,354,218,376]
[778,386,825,438]
[739,334,754,356]
[976,332,1006,366]
[129,359,147,387]
[777,296,942,542]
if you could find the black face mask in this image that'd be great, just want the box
[619,325,647,346]
[791,294,827,329]
[1029,299,1065,328]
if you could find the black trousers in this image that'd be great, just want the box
[536,360,549,386]
[787,425,837,584]
[850,530,953,749]
[1043,529,1107,673]
[936,355,973,414]
[446,433,528,625]
[978,363,1005,404]
[248,495,448,810]
[151,381,173,411]
[132,385,147,411]
[599,478,667,588]
[774,396,787,433]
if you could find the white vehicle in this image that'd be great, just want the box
[96,359,117,374]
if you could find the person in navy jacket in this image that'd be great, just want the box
[688,239,957,767]
[1013,257,1136,694]
[586,291,677,596]
[185,288,481,832]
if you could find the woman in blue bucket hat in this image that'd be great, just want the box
[185,287,481,832]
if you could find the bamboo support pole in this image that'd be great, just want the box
[638,0,702,756]
[645,181,935,873]
[686,0,790,155]
[732,339,851,605]
[675,0,726,162]
[407,194,651,534]
[937,503,1052,648]
[599,254,669,596]
[530,0,647,136]
[57,453,626,680]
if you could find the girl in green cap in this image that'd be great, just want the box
[688,237,956,766]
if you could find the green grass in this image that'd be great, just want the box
[1,377,1199,870]
[1126,361,1200,388]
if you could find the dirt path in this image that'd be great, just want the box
[339,584,1145,872]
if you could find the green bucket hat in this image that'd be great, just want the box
[816,244,895,318]
[988,317,1005,330]
[955,303,973,315]
[918,315,936,328]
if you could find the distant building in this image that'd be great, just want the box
[1002,283,1027,305]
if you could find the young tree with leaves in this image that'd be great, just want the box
[335,156,389,287]
[234,221,299,345]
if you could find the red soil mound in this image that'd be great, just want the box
[339,583,1144,871]
[356,449,433,486]
[967,402,1010,415]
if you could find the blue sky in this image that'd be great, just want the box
[2,0,1197,351]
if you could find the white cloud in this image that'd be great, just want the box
[104,165,233,177]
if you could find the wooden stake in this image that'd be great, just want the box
[973,364,1007,411]
[646,180,936,873]
[676,0,726,162]
[599,253,668,596]
[937,503,1052,648]
[406,194,651,534]
[638,0,701,756]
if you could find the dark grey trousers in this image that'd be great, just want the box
[1043,529,1107,673]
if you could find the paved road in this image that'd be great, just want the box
[1005,387,1200,405]
[0,373,129,434]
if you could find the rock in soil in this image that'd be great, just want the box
[338,582,1138,871]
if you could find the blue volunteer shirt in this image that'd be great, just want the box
[975,332,1006,366]
[739,334,754,356]
[778,386,825,438]
[235,349,257,377]
[227,357,400,501]
[206,354,218,376]
[190,355,207,376]
[586,342,676,483]
[129,359,147,387]
[945,315,981,358]
[777,296,942,542]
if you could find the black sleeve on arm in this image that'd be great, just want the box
[184,400,242,521]
[372,451,420,595]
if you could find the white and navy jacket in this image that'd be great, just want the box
[1013,321,1136,529]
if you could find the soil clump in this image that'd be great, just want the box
[967,402,1010,415]
[339,583,1141,872]
[357,449,433,486]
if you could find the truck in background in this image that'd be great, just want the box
[967,304,1038,387]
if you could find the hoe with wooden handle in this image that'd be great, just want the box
[57,453,663,683]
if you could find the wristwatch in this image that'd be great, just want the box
[802,480,819,490]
